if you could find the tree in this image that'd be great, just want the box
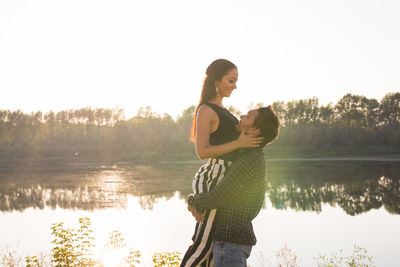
[379,93,400,126]
[335,94,379,127]
[283,97,319,125]
[318,103,334,124]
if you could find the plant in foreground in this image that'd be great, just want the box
[25,256,39,267]
[275,243,300,267]
[315,244,375,267]
[102,230,141,267]
[51,217,98,266]
[0,243,23,267]
[152,251,182,267]
[1,218,377,267]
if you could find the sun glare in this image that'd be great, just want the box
[100,248,129,267]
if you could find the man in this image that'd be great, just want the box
[186,105,280,267]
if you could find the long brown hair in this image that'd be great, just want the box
[190,59,237,142]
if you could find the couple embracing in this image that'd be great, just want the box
[180,59,280,267]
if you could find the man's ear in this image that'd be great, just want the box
[249,127,261,136]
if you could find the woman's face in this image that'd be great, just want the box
[215,68,238,98]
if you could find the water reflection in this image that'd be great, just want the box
[0,185,128,211]
[267,161,400,215]
[0,161,399,215]
[0,163,193,212]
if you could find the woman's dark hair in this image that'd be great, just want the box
[253,105,281,148]
[190,59,237,142]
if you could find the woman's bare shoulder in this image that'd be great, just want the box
[197,104,218,119]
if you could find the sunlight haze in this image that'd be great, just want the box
[1,0,399,118]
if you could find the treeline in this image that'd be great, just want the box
[0,93,399,161]
[0,106,194,161]
[269,92,400,155]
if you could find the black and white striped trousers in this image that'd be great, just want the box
[181,158,232,267]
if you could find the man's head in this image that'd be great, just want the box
[239,105,280,148]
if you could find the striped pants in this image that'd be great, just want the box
[181,158,232,267]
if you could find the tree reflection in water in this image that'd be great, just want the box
[0,162,194,212]
[0,161,399,215]
[266,161,400,215]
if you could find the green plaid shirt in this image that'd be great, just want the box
[188,147,266,246]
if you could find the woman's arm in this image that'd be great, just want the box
[195,105,263,160]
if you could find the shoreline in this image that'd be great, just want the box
[170,156,400,165]
[1,154,399,167]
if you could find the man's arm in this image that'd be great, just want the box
[188,151,258,212]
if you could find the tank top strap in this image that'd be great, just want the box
[203,102,238,125]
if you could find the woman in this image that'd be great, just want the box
[181,59,263,267]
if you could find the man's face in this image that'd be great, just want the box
[239,109,259,130]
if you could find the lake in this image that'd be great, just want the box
[1,159,400,266]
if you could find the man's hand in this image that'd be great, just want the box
[237,128,264,148]
[188,204,205,222]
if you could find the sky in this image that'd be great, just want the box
[1,0,399,119]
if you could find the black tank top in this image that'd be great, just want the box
[204,103,240,161]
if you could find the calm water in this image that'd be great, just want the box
[1,160,400,266]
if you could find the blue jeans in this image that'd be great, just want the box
[213,241,252,267]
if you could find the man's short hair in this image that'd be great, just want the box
[253,105,280,148]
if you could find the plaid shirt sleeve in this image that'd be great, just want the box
[190,149,259,212]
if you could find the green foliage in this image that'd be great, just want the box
[123,249,141,267]
[50,217,97,266]
[1,232,377,267]
[379,92,400,126]
[0,248,22,267]
[106,230,126,250]
[50,217,143,266]
[76,217,96,266]
[0,247,49,267]
[24,253,50,267]
[315,244,375,267]
[0,93,399,162]
[25,256,39,267]
[152,251,182,267]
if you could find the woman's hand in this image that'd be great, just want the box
[188,204,205,222]
[236,128,264,148]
